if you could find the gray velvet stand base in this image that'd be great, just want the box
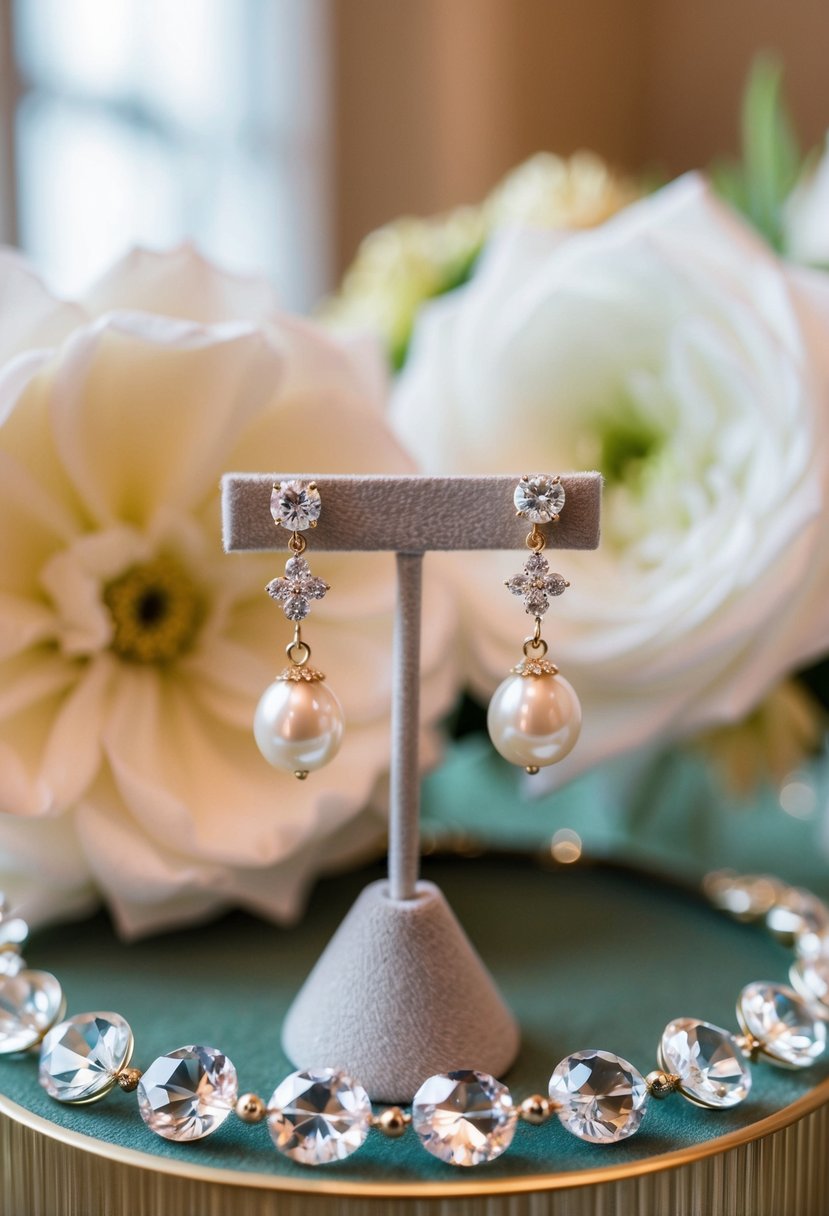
[2,856,828,1216]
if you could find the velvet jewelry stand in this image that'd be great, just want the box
[223,472,602,1101]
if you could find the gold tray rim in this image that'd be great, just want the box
[3,1074,829,1199]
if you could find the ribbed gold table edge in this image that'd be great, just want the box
[3,1075,829,1214]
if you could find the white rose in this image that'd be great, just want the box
[0,246,457,936]
[392,174,829,788]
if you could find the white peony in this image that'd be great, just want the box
[392,175,829,788]
[0,246,456,936]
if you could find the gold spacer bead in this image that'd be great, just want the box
[294,770,310,781]
[235,1093,268,1124]
[646,1070,679,1099]
[116,1068,143,1093]
[518,1094,554,1124]
[736,1033,762,1061]
[373,1106,410,1138]
[525,765,540,775]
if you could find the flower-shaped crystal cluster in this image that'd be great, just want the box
[0,246,456,936]
[266,556,329,622]
[506,553,568,617]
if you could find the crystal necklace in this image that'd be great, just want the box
[1,869,828,1169]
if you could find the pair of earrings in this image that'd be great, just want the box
[253,475,581,779]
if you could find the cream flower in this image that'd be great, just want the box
[392,175,829,788]
[0,246,456,936]
[484,151,641,231]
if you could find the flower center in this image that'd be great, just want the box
[597,406,664,488]
[103,557,204,664]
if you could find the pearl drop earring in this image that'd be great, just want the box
[253,480,345,780]
[487,475,582,774]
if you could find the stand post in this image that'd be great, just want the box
[388,552,423,901]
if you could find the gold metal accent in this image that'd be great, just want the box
[286,623,311,667]
[373,1107,410,1138]
[294,770,310,781]
[526,523,546,552]
[513,657,559,677]
[234,1093,267,1124]
[521,620,549,661]
[277,664,326,683]
[288,531,307,556]
[646,1070,679,1099]
[116,1068,143,1094]
[525,765,540,775]
[518,1094,555,1124]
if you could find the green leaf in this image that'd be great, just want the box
[710,55,806,250]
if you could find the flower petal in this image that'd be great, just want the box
[0,249,85,362]
[82,244,281,324]
[49,313,284,527]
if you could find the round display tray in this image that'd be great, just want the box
[2,855,828,1216]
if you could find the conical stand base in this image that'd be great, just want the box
[281,879,520,1103]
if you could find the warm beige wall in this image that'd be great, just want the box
[331,0,829,272]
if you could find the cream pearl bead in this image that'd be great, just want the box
[487,671,581,769]
[254,678,344,776]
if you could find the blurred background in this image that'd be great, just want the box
[0,0,828,310]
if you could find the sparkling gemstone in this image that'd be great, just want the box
[0,970,64,1055]
[737,982,827,1068]
[549,1049,648,1143]
[659,1018,751,1108]
[795,928,829,961]
[0,952,25,977]
[705,872,782,921]
[270,480,322,531]
[265,555,330,622]
[411,1069,517,1167]
[268,1068,372,1164]
[0,916,29,951]
[39,1012,133,1103]
[790,957,829,1012]
[137,1045,238,1141]
[514,475,565,523]
[767,888,829,945]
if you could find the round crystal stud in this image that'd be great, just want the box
[737,982,827,1069]
[549,1049,649,1144]
[268,1067,372,1165]
[137,1045,238,1141]
[0,970,65,1055]
[790,957,829,1012]
[659,1018,752,1109]
[411,1069,516,1167]
[270,480,322,532]
[514,475,565,523]
[39,1011,133,1103]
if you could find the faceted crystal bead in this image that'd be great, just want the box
[659,1018,751,1108]
[411,1069,517,1167]
[268,1068,372,1164]
[137,1045,238,1141]
[0,916,29,951]
[514,475,565,523]
[0,952,26,978]
[790,957,829,1012]
[549,1049,648,1143]
[705,872,782,922]
[767,888,829,945]
[738,982,827,1068]
[0,970,64,1055]
[270,480,322,531]
[39,1012,133,1103]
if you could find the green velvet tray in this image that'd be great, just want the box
[1,854,826,1197]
